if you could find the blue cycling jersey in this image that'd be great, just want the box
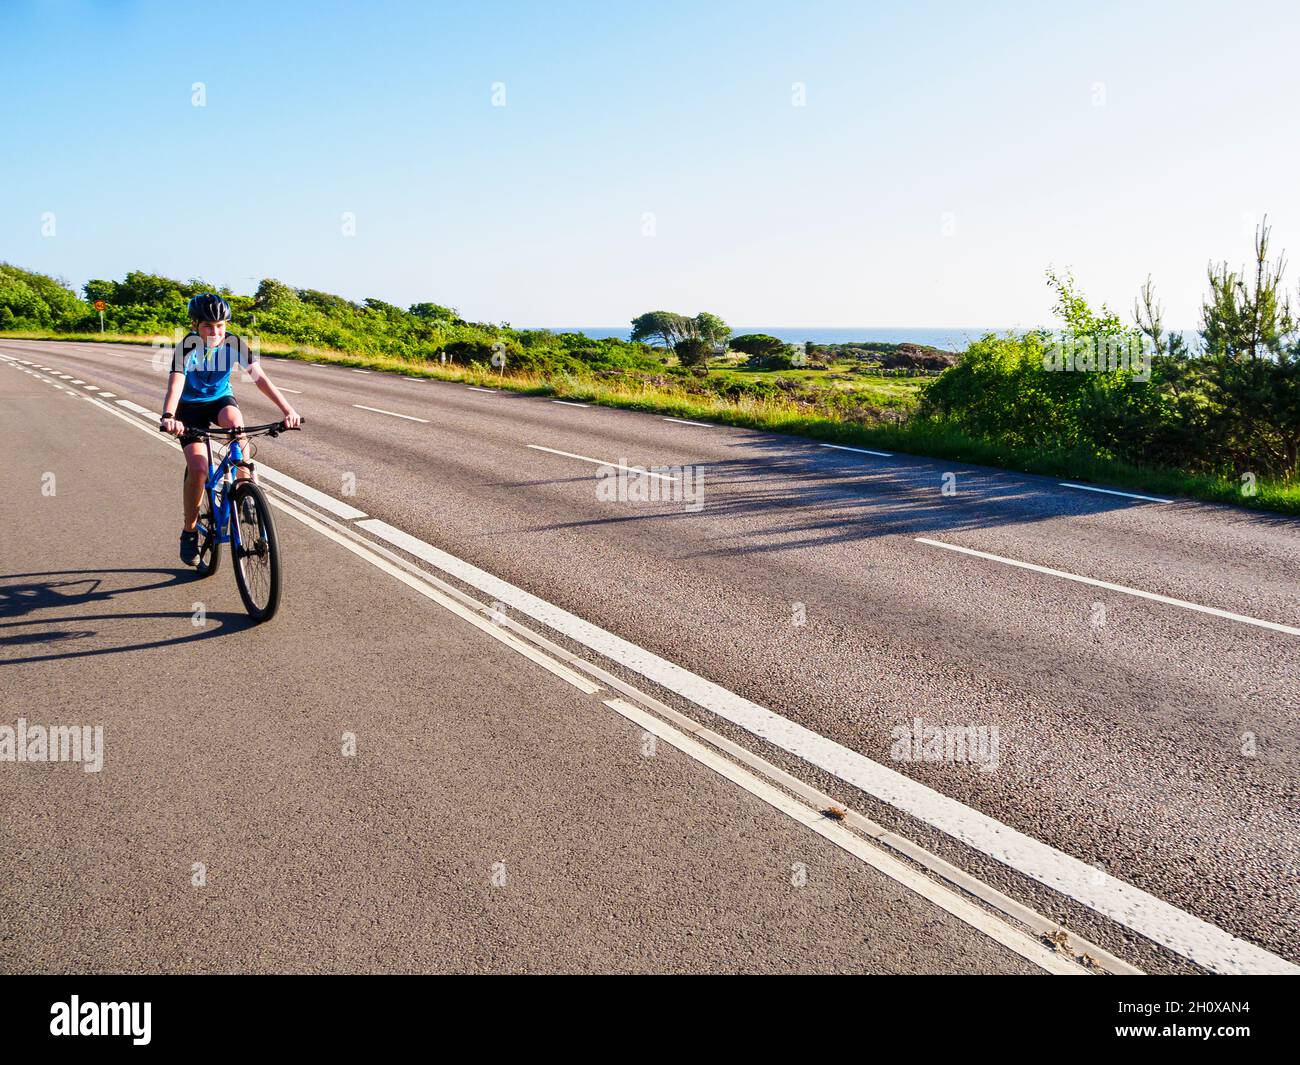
[170,333,257,402]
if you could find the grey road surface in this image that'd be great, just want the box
[2,338,1297,974]
[0,346,1053,974]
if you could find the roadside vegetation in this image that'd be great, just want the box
[3,225,1298,515]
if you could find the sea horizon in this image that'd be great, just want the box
[526,326,1020,350]
[525,325,1203,353]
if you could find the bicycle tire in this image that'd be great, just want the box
[229,480,281,622]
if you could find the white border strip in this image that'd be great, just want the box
[917,537,1300,638]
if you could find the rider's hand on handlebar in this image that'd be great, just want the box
[159,416,184,436]
[281,408,302,430]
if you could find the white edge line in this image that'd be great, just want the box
[467,386,497,393]
[353,516,1298,975]
[820,442,894,458]
[1060,482,1172,504]
[601,697,1084,975]
[352,404,429,423]
[662,417,715,428]
[269,501,601,695]
[551,400,589,407]
[260,486,1083,973]
[916,536,1300,638]
[525,444,678,481]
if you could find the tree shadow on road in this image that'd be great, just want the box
[0,567,256,664]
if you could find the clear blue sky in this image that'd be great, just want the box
[3,0,1297,329]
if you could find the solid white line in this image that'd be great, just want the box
[601,697,1083,975]
[116,399,157,417]
[353,404,429,423]
[268,499,602,695]
[525,444,678,481]
[916,537,1300,638]
[551,400,589,408]
[1060,482,1172,504]
[353,516,1298,975]
[467,386,497,393]
[280,387,303,394]
[267,488,1080,971]
[662,417,714,427]
[253,467,368,520]
[820,442,894,458]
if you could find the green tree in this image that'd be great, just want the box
[694,311,731,351]
[631,310,694,350]
[729,333,790,358]
[674,337,711,367]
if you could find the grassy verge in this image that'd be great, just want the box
[5,330,1297,515]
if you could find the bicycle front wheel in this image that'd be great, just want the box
[229,480,281,622]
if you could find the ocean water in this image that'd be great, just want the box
[531,326,1014,351]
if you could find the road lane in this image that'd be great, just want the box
[4,339,1297,970]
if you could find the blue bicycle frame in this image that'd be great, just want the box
[195,434,250,552]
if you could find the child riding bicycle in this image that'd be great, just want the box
[159,293,301,565]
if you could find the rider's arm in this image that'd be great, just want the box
[160,368,185,433]
[247,363,301,427]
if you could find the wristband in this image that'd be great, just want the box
[163,412,175,419]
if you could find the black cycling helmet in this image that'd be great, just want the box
[187,292,231,322]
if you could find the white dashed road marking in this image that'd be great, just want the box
[525,445,678,481]
[352,404,429,423]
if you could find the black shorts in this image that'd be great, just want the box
[175,395,239,429]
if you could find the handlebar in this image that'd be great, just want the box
[159,418,305,440]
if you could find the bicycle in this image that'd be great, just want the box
[164,419,304,623]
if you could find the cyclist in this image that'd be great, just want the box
[159,293,301,565]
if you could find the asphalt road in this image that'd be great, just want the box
[2,337,1297,975]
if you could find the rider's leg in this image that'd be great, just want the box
[182,441,207,531]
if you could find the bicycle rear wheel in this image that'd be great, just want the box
[229,480,280,622]
[184,468,222,578]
